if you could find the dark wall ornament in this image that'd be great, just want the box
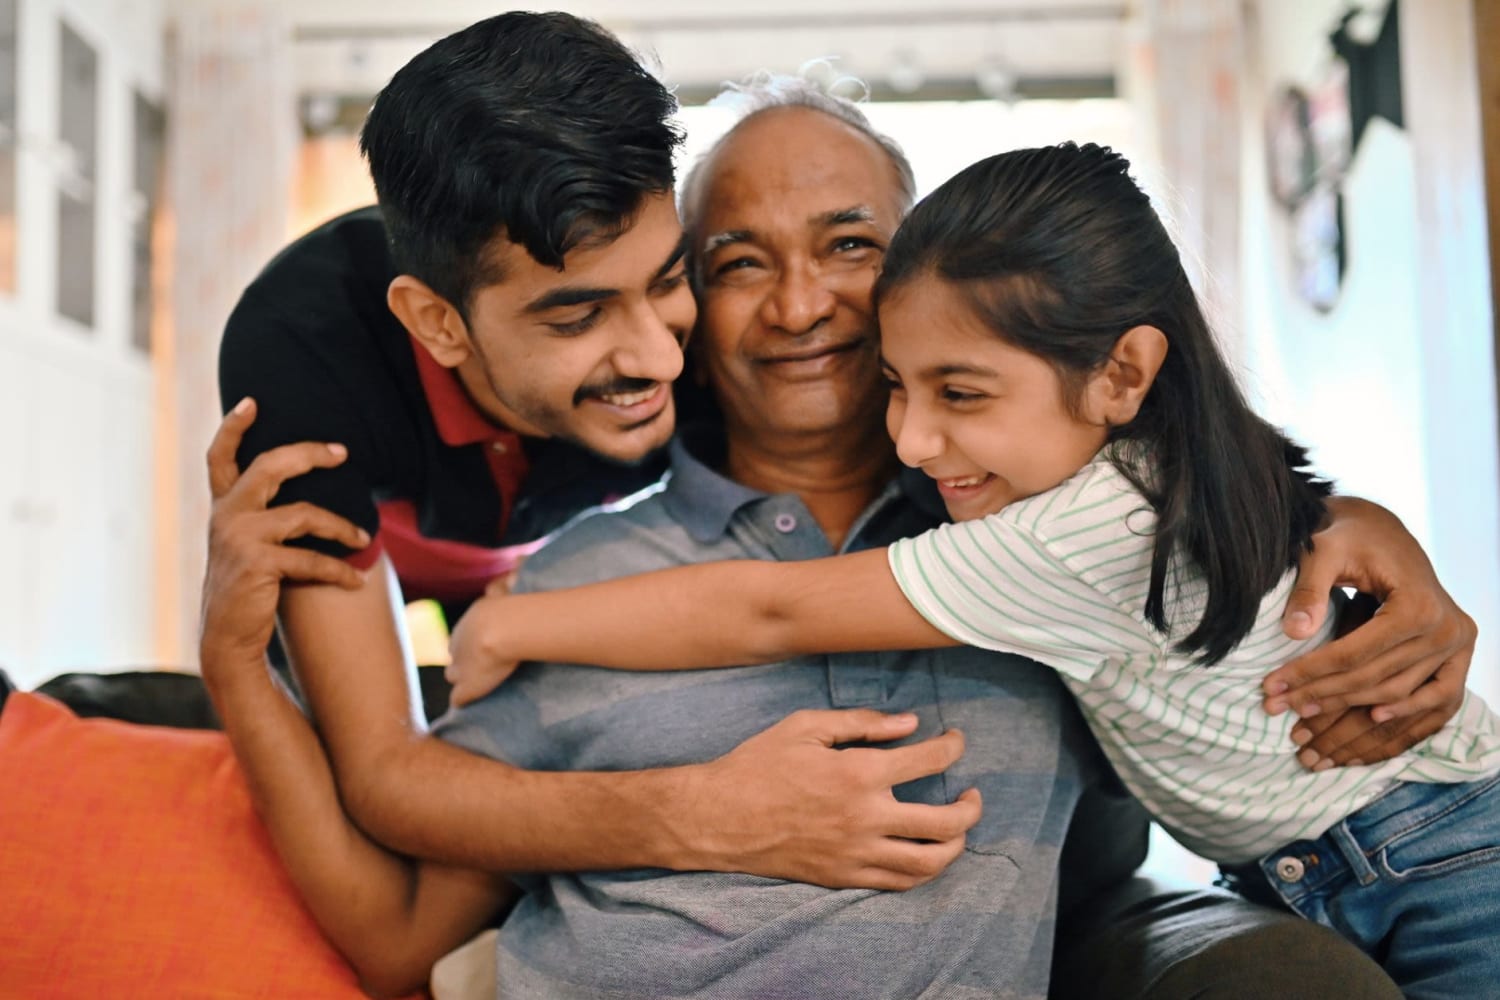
[1264,0,1402,314]
[1267,84,1315,210]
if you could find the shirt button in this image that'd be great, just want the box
[491,441,508,455]
[774,513,798,533]
[1274,856,1306,883]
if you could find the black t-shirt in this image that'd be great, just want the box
[218,206,667,601]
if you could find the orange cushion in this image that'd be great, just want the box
[0,691,423,998]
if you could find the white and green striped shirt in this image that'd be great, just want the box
[889,452,1500,863]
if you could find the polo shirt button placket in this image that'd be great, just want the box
[773,513,797,534]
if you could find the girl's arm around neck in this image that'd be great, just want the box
[454,548,960,677]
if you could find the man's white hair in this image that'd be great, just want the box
[678,66,918,251]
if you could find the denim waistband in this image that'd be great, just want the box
[1221,774,1500,900]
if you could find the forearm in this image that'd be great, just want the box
[495,561,788,670]
[344,734,714,872]
[201,642,500,995]
[200,642,426,972]
[468,549,941,673]
[345,704,982,894]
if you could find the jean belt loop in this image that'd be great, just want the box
[1329,818,1380,886]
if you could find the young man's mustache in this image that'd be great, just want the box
[575,377,661,406]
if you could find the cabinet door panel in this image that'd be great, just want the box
[0,337,39,682]
[29,354,153,676]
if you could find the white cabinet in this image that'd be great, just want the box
[0,0,162,690]
[32,352,154,675]
[0,334,40,674]
[0,334,156,689]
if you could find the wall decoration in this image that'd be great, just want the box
[1307,59,1353,183]
[1264,0,1402,313]
[1292,183,1346,313]
[1266,85,1314,209]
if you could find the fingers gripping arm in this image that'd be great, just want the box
[1265,496,1476,722]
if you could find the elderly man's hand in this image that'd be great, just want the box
[683,709,980,890]
[200,398,370,669]
[1284,588,1465,770]
[1291,702,1463,771]
[1263,496,1475,724]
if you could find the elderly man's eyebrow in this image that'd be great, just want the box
[702,229,752,255]
[814,206,877,228]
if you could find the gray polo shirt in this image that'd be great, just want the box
[435,430,1101,999]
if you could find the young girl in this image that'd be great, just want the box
[448,142,1500,995]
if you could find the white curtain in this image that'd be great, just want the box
[159,6,294,665]
[1122,0,1247,358]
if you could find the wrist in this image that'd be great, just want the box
[463,600,512,662]
[636,762,721,873]
[197,636,273,693]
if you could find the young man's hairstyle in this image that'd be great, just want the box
[876,143,1333,664]
[360,12,682,320]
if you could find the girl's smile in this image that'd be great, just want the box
[878,274,1111,521]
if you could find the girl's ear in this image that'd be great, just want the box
[388,275,473,368]
[1086,325,1168,426]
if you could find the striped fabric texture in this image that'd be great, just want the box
[889,453,1500,863]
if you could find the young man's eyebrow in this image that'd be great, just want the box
[524,236,689,314]
[524,286,620,314]
[654,236,689,279]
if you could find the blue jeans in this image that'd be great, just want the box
[1218,774,1500,999]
